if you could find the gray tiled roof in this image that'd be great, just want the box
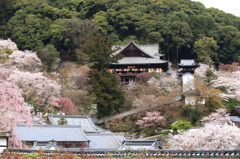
[112,41,167,65]
[48,115,106,133]
[179,59,196,66]
[31,142,58,150]
[16,125,89,142]
[85,133,126,150]
[118,140,162,150]
[229,116,240,122]
[112,42,159,58]
[113,57,167,65]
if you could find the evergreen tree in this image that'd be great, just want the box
[82,34,125,118]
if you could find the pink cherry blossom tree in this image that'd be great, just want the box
[201,108,232,126]
[0,39,18,63]
[194,63,210,78]
[212,71,240,100]
[56,97,77,114]
[168,108,238,149]
[0,39,18,51]
[0,80,31,148]
[148,73,179,90]
[7,70,61,106]
[136,111,166,129]
[7,50,42,71]
[168,123,240,149]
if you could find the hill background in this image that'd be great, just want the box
[1,0,240,66]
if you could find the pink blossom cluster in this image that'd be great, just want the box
[168,108,238,149]
[148,73,179,90]
[7,50,42,71]
[136,111,166,128]
[201,109,232,125]
[212,71,240,99]
[7,70,61,104]
[168,123,240,149]
[0,80,31,148]
[0,39,18,51]
[194,64,210,77]
[56,97,77,114]
[160,74,178,88]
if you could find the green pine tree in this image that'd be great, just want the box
[81,34,125,118]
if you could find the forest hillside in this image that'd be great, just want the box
[1,0,240,65]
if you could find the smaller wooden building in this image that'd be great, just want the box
[118,140,163,150]
[109,41,168,83]
[178,59,199,74]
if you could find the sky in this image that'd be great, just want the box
[191,0,240,17]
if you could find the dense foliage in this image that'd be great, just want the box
[1,0,240,64]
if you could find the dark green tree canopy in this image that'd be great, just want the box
[2,0,240,64]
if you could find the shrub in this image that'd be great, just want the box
[171,120,192,132]
[190,109,201,124]
[57,118,68,125]
[162,130,171,135]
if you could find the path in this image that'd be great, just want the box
[95,95,182,124]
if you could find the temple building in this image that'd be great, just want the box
[178,59,199,74]
[109,41,168,83]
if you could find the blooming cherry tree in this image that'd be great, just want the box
[0,80,31,148]
[194,64,210,78]
[56,97,77,114]
[201,108,232,125]
[148,73,179,91]
[0,39,18,63]
[136,111,166,129]
[7,50,42,71]
[168,109,238,149]
[7,70,61,105]
[0,39,18,51]
[212,71,240,100]
[168,124,240,149]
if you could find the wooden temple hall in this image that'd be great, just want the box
[109,41,168,84]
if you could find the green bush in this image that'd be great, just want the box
[22,153,43,159]
[57,118,68,125]
[190,109,201,124]
[171,120,192,132]
[162,130,171,135]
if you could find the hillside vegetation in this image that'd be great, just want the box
[1,0,240,64]
[1,0,240,148]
